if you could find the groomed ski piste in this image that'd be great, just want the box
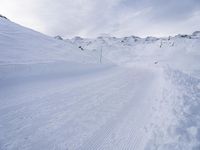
[0,16,200,150]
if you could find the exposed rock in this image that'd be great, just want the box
[192,31,200,36]
[54,35,63,40]
[0,14,8,20]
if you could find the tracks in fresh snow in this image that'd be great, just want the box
[79,68,159,150]
[0,66,161,150]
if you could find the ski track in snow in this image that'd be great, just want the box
[0,66,161,150]
[80,69,158,150]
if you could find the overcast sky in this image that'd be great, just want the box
[0,0,200,38]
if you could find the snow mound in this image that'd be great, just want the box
[145,68,200,150]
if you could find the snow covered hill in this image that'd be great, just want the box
[0,17,105,65]
[70,32,200,75]
[0,16,200,150]
[0,16,112,87]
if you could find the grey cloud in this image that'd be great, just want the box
[122,0,200,22]
[0,0,199,38]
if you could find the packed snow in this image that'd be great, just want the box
[0,16,200,150]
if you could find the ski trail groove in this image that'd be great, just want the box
[79,69,157,150]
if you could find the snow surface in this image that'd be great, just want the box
[0,16,200,150]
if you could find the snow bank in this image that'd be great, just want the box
[145,68,200,150]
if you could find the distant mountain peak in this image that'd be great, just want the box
[0,14,8,20]
[73,36,83,40]
[192,31,200,36]
[175,34,192,39]
[145,36,159,41]
[54,35,63,40]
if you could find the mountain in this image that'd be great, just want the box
[70,31,200,75]
[0,17,101,64]
[54,35,63,40]
[0,17,200,150]
[192,31,200,37]
[0,14,8,19]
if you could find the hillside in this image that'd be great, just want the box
[70,32,200,75]
[0,17,200,150]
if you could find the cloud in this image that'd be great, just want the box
[0,0,199,38]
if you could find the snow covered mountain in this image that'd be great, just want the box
[0,16,110,87]
[0,16,200,150]
[70,32,200,75]
[0,17,101,64]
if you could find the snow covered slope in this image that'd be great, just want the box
[0,17,101,64]
[0,15,200,150]
[0,16,111,86]
[69,32,200,149]
[71,33,200,75]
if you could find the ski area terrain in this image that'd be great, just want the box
[0,16,200,150]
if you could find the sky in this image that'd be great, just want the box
[0,0,200,38]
